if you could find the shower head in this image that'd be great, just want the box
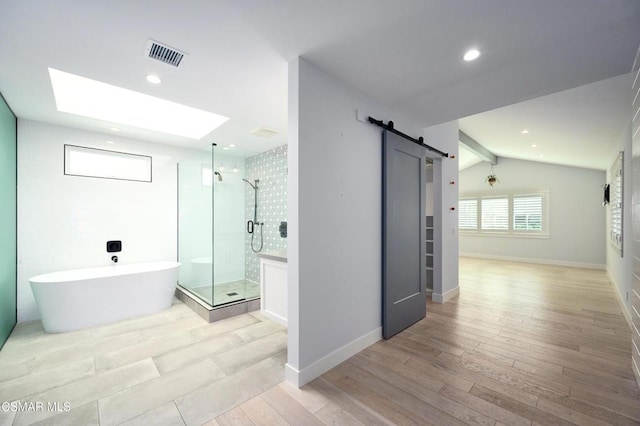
[214,171,223,182]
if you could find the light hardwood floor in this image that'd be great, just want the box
[1,257,639,425]
[225,257,640,426]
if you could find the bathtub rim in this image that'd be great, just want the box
[29,261,181,284]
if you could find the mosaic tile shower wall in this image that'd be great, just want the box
[245,144,287,283]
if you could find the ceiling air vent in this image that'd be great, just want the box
[145,39,186,67]
[250,127,279,138]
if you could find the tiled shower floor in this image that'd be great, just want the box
[187,280,260,306]
[0,300,286,425]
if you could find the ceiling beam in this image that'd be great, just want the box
[459,130,497,164]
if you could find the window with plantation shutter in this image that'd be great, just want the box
[513,196,543,231]
[481,198,509,230]
[610,152,623,255]
[458,199,478,230]
[459,191,549,237]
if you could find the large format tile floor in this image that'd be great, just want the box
[1,258,639,425]
[0,301,287,425]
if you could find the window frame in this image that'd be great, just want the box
[512,194,544,232]
[459,190,550,238]
[609,152,623,256]
[480,196,510,232]
[458,198,478,230]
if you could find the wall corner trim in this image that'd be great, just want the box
[285,327,382,388]
[432,286,460,304]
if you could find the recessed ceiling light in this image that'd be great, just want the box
[49,68,229,139]
[228,144,236,148]
[521,129,529,134]
[110,127,120,132]
[146,74,162,84]
[531,144,537,148]
[463,49,481,62]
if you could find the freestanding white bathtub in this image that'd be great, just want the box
[29,261,180,333]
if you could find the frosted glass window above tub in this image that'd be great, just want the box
[64,145,152,182]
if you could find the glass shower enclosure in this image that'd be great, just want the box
[177,144,260,307]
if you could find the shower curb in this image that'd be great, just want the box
[175,286,260,323]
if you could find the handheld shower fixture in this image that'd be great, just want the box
[243,178,263,252]
[214,171,223,182]
[242,178,258,191]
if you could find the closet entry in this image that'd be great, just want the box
[374,117,448,339]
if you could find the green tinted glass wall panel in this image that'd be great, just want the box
[0,93,16,348]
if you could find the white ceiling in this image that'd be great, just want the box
[0,1,639,160]
[460,73,633,171]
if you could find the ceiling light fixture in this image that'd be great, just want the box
[486,164,499,187]
[146,74,162,84]
[228,144,236,148]
[223,147,230,151]
[463,49,481,62]
[531,144,537,148]
[49,68,229,139]
[521,129,529,134]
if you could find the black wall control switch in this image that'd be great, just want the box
[107,240,122,253]
[279,221,287,238]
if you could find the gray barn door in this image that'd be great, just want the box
[382,130,426,339]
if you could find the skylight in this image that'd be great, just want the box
[49,68,229,139]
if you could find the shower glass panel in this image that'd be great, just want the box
[177,144,259,307]
[212,146,247,306]
[177,148,213,305]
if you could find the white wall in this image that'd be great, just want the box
[606,124,632,322]
[17,120,193,322]
[287,57,459,386]
[459,157,606,268]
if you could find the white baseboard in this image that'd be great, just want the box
[261,309,287,327]
[460,252,605,270]
[606,270,633,329]
[285,327,382,388]
[432,286,459,304]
